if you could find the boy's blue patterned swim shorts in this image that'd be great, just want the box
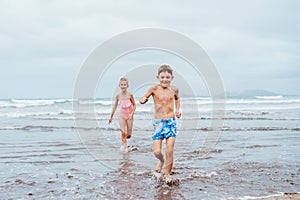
[152,117,176,140]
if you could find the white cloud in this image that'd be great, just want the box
[0,0,299,97]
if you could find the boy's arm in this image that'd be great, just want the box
[139,87,154,104]
[174,87,181,118]
[108,95,119,123]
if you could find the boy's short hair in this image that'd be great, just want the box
[158,64,173,75]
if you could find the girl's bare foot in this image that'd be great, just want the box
[120,145,128,153]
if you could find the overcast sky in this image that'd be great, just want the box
[0,0,299,98]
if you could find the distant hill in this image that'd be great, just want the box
[225,90,279,97]
[180,89,286,98]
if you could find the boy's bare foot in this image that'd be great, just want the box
[165,176,171,184]
[155,160,164,173]
[165,176,180,186]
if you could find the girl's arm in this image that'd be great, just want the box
[130,94,136,113]
[130,94,136,119]
[108,95,119,124]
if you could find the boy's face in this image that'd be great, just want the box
[157,71,174,88]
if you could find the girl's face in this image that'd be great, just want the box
[119,81,128,91]
[157,71,173,88]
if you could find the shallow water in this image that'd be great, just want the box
[0,128,299,199]
[0,97,300,199]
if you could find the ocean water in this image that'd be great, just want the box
[0,96,299,199]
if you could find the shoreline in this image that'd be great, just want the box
[1,128,299,199]
[227,192,300,200]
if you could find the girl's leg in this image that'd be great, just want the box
[165,137,175,178]
[119,118,127,150]
[153,140,164,172]
[126,118,133,139]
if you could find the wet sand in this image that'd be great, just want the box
[0,128,299,199]
[227,193,300,200]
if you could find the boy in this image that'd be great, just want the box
[140,64,181,181]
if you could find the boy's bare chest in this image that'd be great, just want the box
[154,89,174,101]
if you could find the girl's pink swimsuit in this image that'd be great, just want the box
[119,99,133,120]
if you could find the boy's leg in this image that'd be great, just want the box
[153,140,164,172]
[165,137,175,178]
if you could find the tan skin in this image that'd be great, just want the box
[140,71,181,178]
[109,81,136,151]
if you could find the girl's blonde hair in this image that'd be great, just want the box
[119,77,129,86]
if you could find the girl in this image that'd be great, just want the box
[109,77,136,152]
